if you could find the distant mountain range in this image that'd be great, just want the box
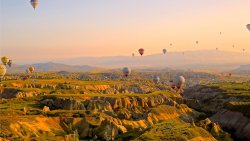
[232,65,250,74]
[9,50,250,72]
[7,62,101,73]
[55,50,250,70]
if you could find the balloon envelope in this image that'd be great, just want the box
[173,75,185,88]
[247,24,250,31]
[163,49,167,54]
[0,65,7,79]
[30,0,39,10]
[7,60,13,67]
[122,67,131,77]
[152,75,160,83]
[28,66,35,73]
[1,56,9,65]
[138,48,144,56]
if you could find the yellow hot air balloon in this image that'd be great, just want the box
[29,66,35,73]
[1,56,9,65]
[30,0,39,10]
[0,65,7,80]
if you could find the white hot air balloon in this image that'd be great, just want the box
[122,67,131,77]
[172,75,185,89]
[152,75,160,83]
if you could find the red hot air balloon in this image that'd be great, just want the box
[138,48,144,56]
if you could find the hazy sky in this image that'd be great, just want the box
[0,0,250,63]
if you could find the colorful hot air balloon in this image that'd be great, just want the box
[152,75,160,83]
[122,67,131,77]
[30,0,39,10]
[7,60,13,67]
[29,66,35,73]
[246,24,250,31]
[0,65,7,80]
[163,49,167,54]
[1,56,9,65]
[138,48,144,56]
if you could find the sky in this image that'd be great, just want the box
[0,0,250,63]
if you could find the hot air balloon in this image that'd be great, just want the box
[246,24,250,31]
[122,67,131,77]
[243,49,246,52]
[172,75,185,89]
[132,53,135,57]
[163,49,167,54]
[196,41,199,44]
[1,56,9,65]
[138,48,144,56]
[0,65,7,80]
[170,43,172,46]
[152,75,160,83]
[7,60,13,67]
[28,66,35,73]
[30,0,39,10]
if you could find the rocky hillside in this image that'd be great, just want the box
[0,79,170,99]
[0,78,237,140]
[184,82,250,140]
[0,89,229,140]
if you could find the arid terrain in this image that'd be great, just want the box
[0,71,249,141]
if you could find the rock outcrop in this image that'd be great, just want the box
[210,109,250,140]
